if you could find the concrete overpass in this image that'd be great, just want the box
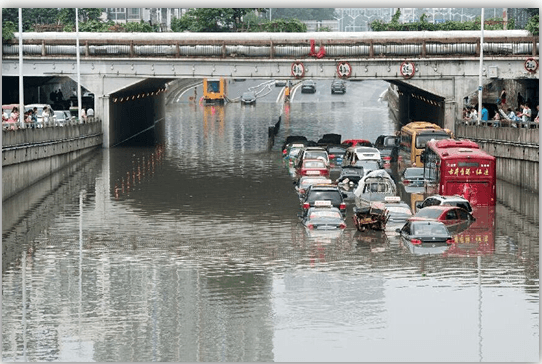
[2,30,538,147]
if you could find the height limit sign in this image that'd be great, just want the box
[291,62,305,78]
[337,61,352,78]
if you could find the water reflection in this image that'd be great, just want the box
[2,80,538,362]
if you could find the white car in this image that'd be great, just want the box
[54,110,73,127]
[342,146,382,167]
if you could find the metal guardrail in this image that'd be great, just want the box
[2,31,538,59]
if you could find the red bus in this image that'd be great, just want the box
[422,139,496,206]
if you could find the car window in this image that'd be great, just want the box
[415,208,443,219]
[455,202,472,212]
[456,209,469,220]
[306,190,342,204]
[445,210,458,220]
[304,160,325,168]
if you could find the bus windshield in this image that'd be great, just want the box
[415,133,449,149]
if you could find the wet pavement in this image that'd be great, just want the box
[2,79,538,362]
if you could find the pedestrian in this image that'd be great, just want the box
[499,88,506,107]
[50,90,56,103]
[8,107,19,130]
[534,105,539,123]
[517,92,524,109]
[42,106,51,126]
[469,107,478,123]
[481,106,488,122]
[57,88,64,101]
[31,107,38,128]
[87,107,94,121]
[520,103,531,126]
[80,108,87,123]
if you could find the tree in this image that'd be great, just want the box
[58,8,104,27]
[269,8,336,21]
[2,8,62,32]
[171,8,264,32]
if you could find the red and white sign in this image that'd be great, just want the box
[291,62,305,78]
[400,61,416,79]
[524,58,539,73]
[336,61,352,78]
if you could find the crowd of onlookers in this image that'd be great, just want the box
[463,89,539,128]
[2,105,95,131]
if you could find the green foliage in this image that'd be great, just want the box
[2,20,16,41]
[123,21,158,33]
[171,8,263,32]
[58,8,104,29]
[317,26,332,32]
[78,20,114,32]
[252,18,307,32]
[3,8,61,32]
[526,14,539,35]
[370,13,515,32]
[268,8,336,21]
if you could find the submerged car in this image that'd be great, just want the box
[401,167,426,188]
[383,196,413,227]
[409,205,475,234]
[301,203,347,231]
[301,80,317,93]
[241,91,256,105]
[326,145,347,168]
[398,220,454,255]
[296,158,330,178]
[331,80,346,94]
[295,176,333,197]
[415,194,473,213]
[353,169,397,208]
[301,184,347,217]
[341,139,372,148]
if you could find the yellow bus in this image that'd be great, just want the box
[398,121,452,170]
[203,78,227,104]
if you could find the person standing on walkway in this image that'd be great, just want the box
[499,88,506,107]
[481,106,489,122]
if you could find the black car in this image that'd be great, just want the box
[331,80,346,94]
[300,184,347,216]
[301,80,316,93]
[241,91,256,105]
[398,220,454,255]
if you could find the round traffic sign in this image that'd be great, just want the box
[336,61,352,78]
[524,58,539,73]
[400,61,415,79]
[291,62,305,78]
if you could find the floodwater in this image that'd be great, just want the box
[2,80,538,362]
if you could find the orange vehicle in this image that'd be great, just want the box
[422,139,496,206]
[203,78,227,104]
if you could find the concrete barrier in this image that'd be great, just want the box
[455,123,539,193]
[2,121,103,200]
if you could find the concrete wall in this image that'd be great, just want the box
[455,124,539,193]
[2,122,103,200]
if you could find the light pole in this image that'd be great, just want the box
[76,8,82,123]
[18,8,25,129]
[478,8,485,125]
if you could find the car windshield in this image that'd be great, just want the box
[405,168,424,179]
[412,222,448,236]
[303,160,326,169]
[328,147,346,155]
[386,206,412,216]
[309,209,342,220]
[353,160,380,170]
[362,182,391,193]
[305,151,327,160]
[415,208,443,219]
[306,190,342,204]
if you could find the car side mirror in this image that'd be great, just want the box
[420,151,426,163]
[415,201,422,209]
[395,228,401,233]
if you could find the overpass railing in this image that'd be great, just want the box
[2,31,538,60]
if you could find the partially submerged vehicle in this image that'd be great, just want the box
[352,201,388,232]
[353,169,397,208]
[351,170,397,232]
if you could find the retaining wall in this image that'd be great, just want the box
[2,122,103,200]
[455,123,539,193]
